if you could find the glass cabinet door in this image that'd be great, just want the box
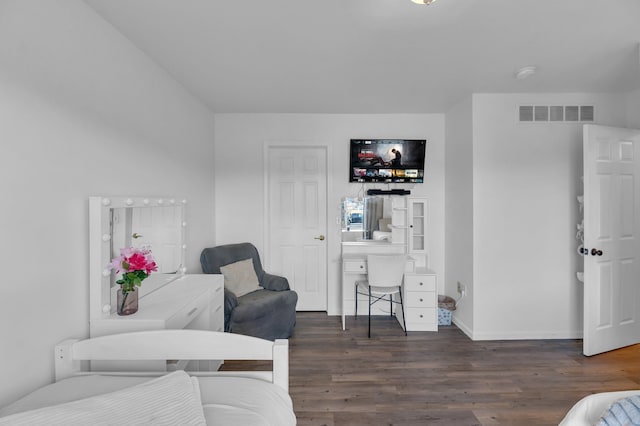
[408,198,427,254]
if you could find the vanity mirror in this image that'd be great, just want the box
[341,196,391,241]
[89,196,187,321]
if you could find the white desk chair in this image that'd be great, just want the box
[355,254,407,338]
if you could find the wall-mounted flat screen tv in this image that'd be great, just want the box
[349,139,426,183]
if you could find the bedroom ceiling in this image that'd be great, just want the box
[84,0,640,114]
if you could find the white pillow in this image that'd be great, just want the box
[219,258,262,297]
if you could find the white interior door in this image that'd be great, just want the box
[267,146,328,311]
[583,124,640,356]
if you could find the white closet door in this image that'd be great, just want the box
[267,146,328,311]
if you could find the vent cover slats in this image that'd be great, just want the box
[580,106,594,122]
[565,106,579,121]
[519,106,533,121]
[550,106,564,121]
[534,106,549,121]
[518,105,594,123]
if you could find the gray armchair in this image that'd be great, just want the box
[200,243,297,341]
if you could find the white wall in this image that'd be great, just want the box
[213,114,445,314]
[0,0,216,406]
[471,93,627,340]
[627,89,640,128]
[444,97,474,333]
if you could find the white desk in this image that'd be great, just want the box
[341,242,438,332]
[90,274,224,336]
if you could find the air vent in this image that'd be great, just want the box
[565,106,579,121]
[534,106,549,121]
[518,105,595,123]
[580,106,594,122]
[519,106,533,121]
[550,106,564,121]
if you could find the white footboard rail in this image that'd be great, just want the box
[54,329,289,392]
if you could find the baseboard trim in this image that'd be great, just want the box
[452,315,582,340]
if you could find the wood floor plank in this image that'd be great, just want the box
[222,312,640,425]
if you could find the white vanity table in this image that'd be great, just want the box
[90,274,224,337]
[89,196,224,371]
[341,196,438,332]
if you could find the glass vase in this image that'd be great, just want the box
[117,287,139,316]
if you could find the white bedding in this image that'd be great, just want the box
[559,390,640,426]
[0,372,296,426]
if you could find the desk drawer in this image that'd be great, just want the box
[166,290,211,329]
[405,291,436,308]
[210,285,224,331]
[344,258,415,273]
[211,303,224,332]
[344,260,367,273]
[404,274,436,292]
[405,307,436,324]
[211,284,223,307]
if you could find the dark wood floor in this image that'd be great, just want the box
[223,312,640,425]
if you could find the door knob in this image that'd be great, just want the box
[591,248,603,256]
[314,235,325,241]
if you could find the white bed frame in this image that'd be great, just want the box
[54,329,289,392]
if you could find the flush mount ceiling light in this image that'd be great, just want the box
[515,66,537,80]
[411,0,437,4]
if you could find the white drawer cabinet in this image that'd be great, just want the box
[397,269,437,332]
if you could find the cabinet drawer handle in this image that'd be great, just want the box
[419,282,423,286]
[359,265,364,269]
[187,307,198,316]
[419,298,423,302]
[419,314,423,318]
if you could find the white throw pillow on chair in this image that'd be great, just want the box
[220,258,262,297]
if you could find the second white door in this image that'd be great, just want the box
[583,124,640,356]
[267,146,327,311]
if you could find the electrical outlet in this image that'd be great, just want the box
[457,281,466,294]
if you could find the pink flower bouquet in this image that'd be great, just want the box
[110,246,158,294]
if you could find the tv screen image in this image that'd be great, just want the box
[349,139,426,183]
